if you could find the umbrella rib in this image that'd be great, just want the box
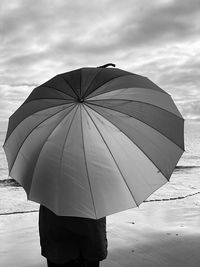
[80,105,97,218]
[56,105,80,212]
[20,100,73,111]
[83,105,139,207]
[23,98,74,103]
[81,68,104,99]
[29,105,78,196]
[85,103,171,181]
[87,99,183,120]
[21,84,75,107]
[8,104,76,176]
[25,85,75,101]
[80,69,82,98]
[60,75,79,99]
[38,85,75,99]
[85,101,184,151]
[5,103,74,143]
[83,73,132,99]
[5,103,74,144]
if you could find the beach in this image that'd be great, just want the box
[0,120,200,266]
[1,194,200,267]
[1,0,200,265]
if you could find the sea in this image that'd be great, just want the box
[0,119,200,215]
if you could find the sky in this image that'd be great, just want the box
[1,0,200,127]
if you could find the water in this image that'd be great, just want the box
[0,120,199,215]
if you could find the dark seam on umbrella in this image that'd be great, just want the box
[83,105,139,208]
[4,103,74,143]
[24,97,74,103]
[4,103,74,144]
[56,105,80,213]
[80,69,82,98]
[28,85,75,100]
[28,105,78,197]
[86,89,170,107]
[40,85,75,98]
[86,86,169,101]
[60,75,79,99]
[19,99,73,108]
[85,103,181,181]
[83,72,130,99]
[84,74,167,99]
[20,86,74,107]
[7,104,76,178]
[83,73,131,99]
[85,102,184,151]
[86,99,184,120]
[80,105,97,219]
[10,100,73,120]
[81,68,104,99]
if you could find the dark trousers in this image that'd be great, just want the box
[47,259,100,267]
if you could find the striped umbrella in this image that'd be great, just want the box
[3,64,184,219]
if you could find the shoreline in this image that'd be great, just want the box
[1,189,200,216]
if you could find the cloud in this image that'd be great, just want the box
[0,0,200,123]
[115,0,200,52]
[176,100,200,120]
[0,84,33,120]
[2,0,200,69]
[1,0,125,83]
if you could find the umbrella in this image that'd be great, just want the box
[3,64,184,219]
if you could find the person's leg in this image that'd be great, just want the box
[47,259,79,267]
[65,260,81,267]
[76,257,87,267]
[47,259,58,267]
[86,261,99,267]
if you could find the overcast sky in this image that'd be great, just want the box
[1,0,200,125]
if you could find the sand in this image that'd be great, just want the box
[1,195,200,267]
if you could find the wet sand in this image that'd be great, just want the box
[1,195,200,267]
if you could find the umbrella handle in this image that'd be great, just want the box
[98,63,116,68]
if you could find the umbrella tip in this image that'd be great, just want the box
[98,63,116,68]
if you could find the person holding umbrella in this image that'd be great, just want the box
[3,64,184,266]
[39,205,107,267]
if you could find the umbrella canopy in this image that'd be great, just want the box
[3,64,184,219]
